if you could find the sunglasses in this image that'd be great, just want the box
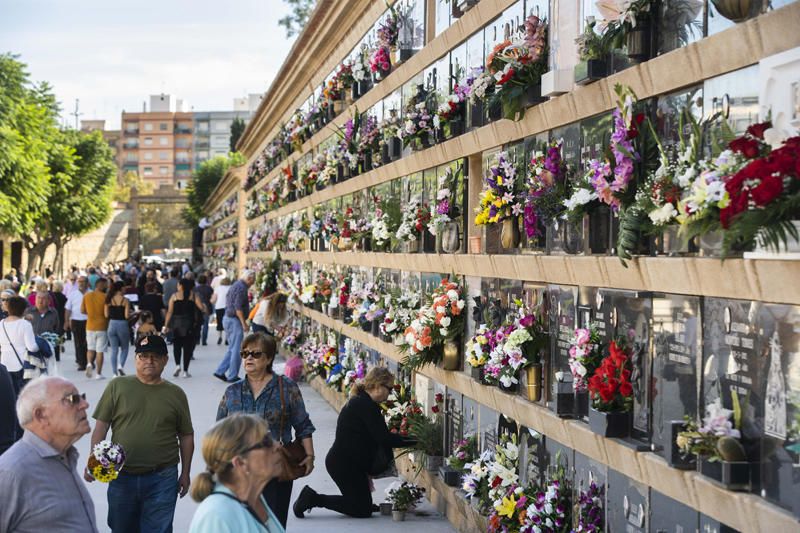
[240,435,273,454]
[62,392,86,406]
[137,353,166,360]
[240,350,268,360]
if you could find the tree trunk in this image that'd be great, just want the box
[23,238,51,280]
[53,237,70,278]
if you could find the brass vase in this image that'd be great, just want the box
[442,340,461,370]
[500,217,521,249]
[439,222,461,254]
[524,363,542,402]
[712,0,761,22]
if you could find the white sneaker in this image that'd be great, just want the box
[182,371,191,378]
[85,364,94,378]
[95,374,105,380]
[173,366,181,377]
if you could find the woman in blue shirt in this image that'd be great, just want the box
[217,332,316,528]
[190,414,285,533]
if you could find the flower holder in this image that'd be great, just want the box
[350,164,360,178]
[350,82,361,101]
[315,236,327,252]
[499,379,519,394]
[448,118,465,139]
[665,420,696,470]
[361,150,373,173]
[470,365,484,383]
[381,333,392,344]
[315,181,326,191]
[423,228,437,253]
[487,100,502,122]
[336,163,347,183]
[398,47,414,63]
[403,240,421,254]
[441,339,461,370]
[586,207,612,254]
[574,59,608,86]
[469,235,482,254]
[388,136,402,161]
[360,318,372,332]
[469,101,484,129]
[588,407,631,438]
[500,216,521,250]
[699,458,757,491]
[439,465,463,487]
[450,0,464,19]
[626,16,652,63]
[381,143,391,165]
[523,363,542,403]
[287,191,296,203]
[392,510,406,521]
[437,222,461,254]
[360,236,372,252]
[425,455,443,471]
[522,84,545,109]
[550,382,580,417]
[359,78,373,95]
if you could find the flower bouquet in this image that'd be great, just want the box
[381,288,421,344]
[517,461,572,532]
[463,66,497,128]
[586,339,634,437]
[575,480,604,532]
[567,324,604,392]
[398,99,435,151]
[465,324,494,382]
[435,83,468,140]
[485,14,549,119]
[462,449,494,514]
[524,140,572,242]
[475,152,524,249]
[382,384,423,436]
[395,198,430,252]
[87,440,126,482]
[428,165,463,253]
[448,434,478,471]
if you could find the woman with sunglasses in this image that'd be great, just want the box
[216,332,316,528]
[190,414,285,533]
[293,367,414,519]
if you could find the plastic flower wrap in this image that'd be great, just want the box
[87,440,126,483]
[567,324,604,392]
[475,151,523,225]
[462,449,494,512]
[488,433,519,502]
[463,66,496,106]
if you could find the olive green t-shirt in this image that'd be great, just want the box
[93,376,193,474]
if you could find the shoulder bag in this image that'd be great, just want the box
[2,320,47,379]
[276,376,309,481]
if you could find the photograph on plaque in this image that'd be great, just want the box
[755,302,800,518]
[518,427,545,488]
[651,294,701,461]
[606,468,648,533]
[650,489,698,532]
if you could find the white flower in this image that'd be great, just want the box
[564,188,598,211]
[440,328,448,337]
[763,127,788,149]
[446,289,459,301]
[439,316,451,328]
[456,300,465,310]
[648,203,678,225]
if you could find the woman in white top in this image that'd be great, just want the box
[190,414,285,533]
[0,296,40,394]
[251,293,289,337]
[210,278,231,345]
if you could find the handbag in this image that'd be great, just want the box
[276,376,309,482]
[2,321,47,380]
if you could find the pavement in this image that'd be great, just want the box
[50,335,456,533]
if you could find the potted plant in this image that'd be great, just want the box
[676,393,755,491]
[574,19,610,85]
[386,481,425,522]
[409,395,445,471]
[586,338,634,438]
[428,164,464,254]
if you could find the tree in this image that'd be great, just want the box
[230,116,246,152]
[183,153,245,226]
[279,0,316,37]
[113,170,154,203]
[22,129,116,276]
[0,54,56,237]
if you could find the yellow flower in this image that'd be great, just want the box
[497,494,517,518]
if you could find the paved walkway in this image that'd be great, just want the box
[52,337,455,532]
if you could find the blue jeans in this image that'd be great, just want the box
[107,320,130,373]
[200,314,210,344]
[215,316,243,380]
[107,465,178,533]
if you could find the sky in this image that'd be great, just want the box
[0,0,298,129]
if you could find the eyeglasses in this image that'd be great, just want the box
[137,353,165,360]
[240,350,267,360]
[62,392,86,406]
[0,298,8,302]
[382,385,393,394]
[240,435,273,455]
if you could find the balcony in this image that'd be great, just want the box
[124,128,139,136]
[175,127,192,135]
[175,163,191,171]
[123,141,139,149]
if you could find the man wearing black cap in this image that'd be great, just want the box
[86,335,194,533]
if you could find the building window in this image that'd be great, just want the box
[158,151,168,160]
[144,123,154,131]
[126,153,137,162]
[159,166,169,175]
[143,167,153,176]
[176,152,189,162]
[144,152,153,161]
[176,139,190,148]
[125,122,137,130]
[144,137,153,146]
[159,136,168,146]
[213,121,228,132]
[197,122,209,132]
[159,122,168,131]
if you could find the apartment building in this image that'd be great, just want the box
[80,119,121,169]
[120,94,261,190]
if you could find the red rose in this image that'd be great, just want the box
[619,381,633,397]
[599,386,614,403]
[746,121,772,140]
[751,174,783,206]
[729,137,760,159]
[628,113,646,139]
[431,405,440,414]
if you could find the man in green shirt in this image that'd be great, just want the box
[87,335,194,533]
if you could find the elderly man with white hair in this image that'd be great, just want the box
[0,376,98,532]
[213,269,255,383]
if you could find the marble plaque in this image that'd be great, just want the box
[699,514,740,533]
[606,468,648,533]
[445,389,464,457]
[518,427,545,488]
[574,451,607,521]
[548,284,578,389]
[542,435,574,477]
[650,489,699,533]
[479,403,499,452]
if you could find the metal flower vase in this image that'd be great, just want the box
[441,340,461,371]
[500,217,521,249]
[438,222,461,254]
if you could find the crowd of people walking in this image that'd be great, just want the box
[0,259,419,533]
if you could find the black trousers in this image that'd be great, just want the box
[215,309,225,332]
[315,452,373,518]
[71,319,87,369]
[262,477,293,528]
[172,334,195,371]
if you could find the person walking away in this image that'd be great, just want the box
[81,278,109,379]
[162,267,180,308]
[87,267,99,290]
[214,270,255,383]
[87,334,194,533]
[0,296,41,394]
[163,279,205,378]
[210,268,227,290]
[211,277,231,346]
[64,276,89,371]
[0,376,98,532]
[139,281,166,331]
[105,281,131,377]
[51,281,68,345]
[194,274,213,346]
[293,367,415,519]
[135,311,157,342]
[217,332,315,528]
[189,415,285,533]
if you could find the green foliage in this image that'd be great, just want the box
[722,190,800,257]
[183,153,246,225]
[229,117,246,152]
[114,170,154,202]
[0,53,56,236]
[278,0,316,38]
